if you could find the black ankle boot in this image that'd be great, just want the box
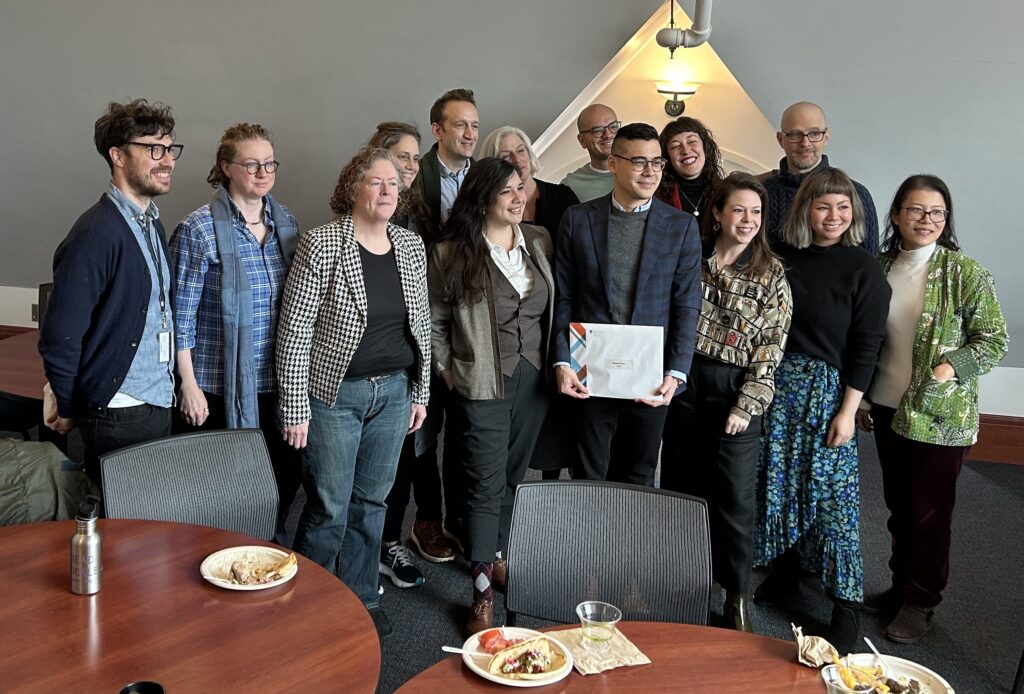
[827,598,861,654]
[753,548,800,606]
[723,593,753,632]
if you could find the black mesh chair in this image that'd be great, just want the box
[505,480,712,626]
[100,429,279,539]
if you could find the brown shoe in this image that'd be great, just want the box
[443,517,467,556]
[466,599,494,636]
[492,558,507,593]
[885,604,934,644]
[411,520,455,563]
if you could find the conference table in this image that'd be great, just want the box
[0,519,381,693]
[0,329,44,402]
[395,621,822,693]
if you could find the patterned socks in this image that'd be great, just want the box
[472,561,493,603]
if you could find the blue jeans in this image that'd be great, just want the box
[293,372,410,607]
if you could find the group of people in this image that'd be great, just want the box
[38,92,1008,653]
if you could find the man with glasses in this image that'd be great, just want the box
[39,99,180,490]
[560,103,621,202]
[763,101,879,254]
[553,123,702,485]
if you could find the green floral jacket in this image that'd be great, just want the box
[876,246,1008,446]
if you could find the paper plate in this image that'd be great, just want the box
[200,545,297,591]
[462,627,573,688]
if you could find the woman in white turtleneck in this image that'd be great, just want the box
[857,174,1008,646]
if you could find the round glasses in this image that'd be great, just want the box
[231,160,280,175]
[126,142,184,160]
[581,120,622,138]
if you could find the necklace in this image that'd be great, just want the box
[678,187,704,216]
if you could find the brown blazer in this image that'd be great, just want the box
[429,223,555,400]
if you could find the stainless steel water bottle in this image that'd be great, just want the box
[70,495,102,595]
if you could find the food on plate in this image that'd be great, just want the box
[479,629,527,655]
[828,654,925,693]
[229,551,297,585]
[487,636,566,680]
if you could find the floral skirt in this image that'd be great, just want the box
[754,353,863,602]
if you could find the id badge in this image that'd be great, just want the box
[158,331,172,363]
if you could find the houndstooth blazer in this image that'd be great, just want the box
[276,214,431,426]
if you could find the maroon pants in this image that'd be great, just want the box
[871,406,969,609]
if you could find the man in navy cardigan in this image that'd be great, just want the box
[553,123,702,485]
[39,99,181,488]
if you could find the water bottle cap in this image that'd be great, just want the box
[77,495,101,520]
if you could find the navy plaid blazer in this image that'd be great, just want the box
[552,194,702,379]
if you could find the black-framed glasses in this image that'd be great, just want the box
[231,160,280,175]
[902,206,949,223]
[612,154,667,172]
[783,129,828,143]
[581,120,622,138]
[125,142,184,160]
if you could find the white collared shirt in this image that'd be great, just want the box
[485,225,534,299]
[611,193,653,213]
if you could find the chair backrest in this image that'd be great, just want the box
[100,429,279,539]
[37,283,53,323]
[505,480,711,625]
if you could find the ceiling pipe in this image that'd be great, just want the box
[656,0,712,57]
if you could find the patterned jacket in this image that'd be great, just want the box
[275,215,431,427]
[695,250,792,422]
[876,246,1008,446]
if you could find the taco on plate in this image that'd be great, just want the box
[487,636,567,680]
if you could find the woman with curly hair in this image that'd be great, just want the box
[753,168,890,653]
[655,116,725,220]
[858,175,1007,643]
[275,146,431,639]
[429,157,555,634]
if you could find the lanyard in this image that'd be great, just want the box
[137,213,169,327]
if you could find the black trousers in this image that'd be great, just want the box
[82,403,172,491]
[174,392,301,545]
[573,396,669,486]
[660,355,761,595]
[872,405,968,609]
[455,359,548,563]
[381,371,465,542]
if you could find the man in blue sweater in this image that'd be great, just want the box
[39,99,181,488]
[763,101,879,255]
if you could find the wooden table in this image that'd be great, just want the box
[0,519,381,693]
[396,622,822,693]
[0,330,44,401]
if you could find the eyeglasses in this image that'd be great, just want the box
[902,206,949,223]
[612,154,668,172]
[126,142,184,160]
[782,129,828,143]
[580,120,622,138]
[231,160,280,175]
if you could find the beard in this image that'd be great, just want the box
[125,165,172,199]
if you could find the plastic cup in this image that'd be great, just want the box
[575,600,622,653]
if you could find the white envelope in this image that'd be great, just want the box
[569,322,664,399]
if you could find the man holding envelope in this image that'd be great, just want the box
[553,122,702,485]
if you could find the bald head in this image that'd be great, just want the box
[777,101,830,174]
[576,103,619,169]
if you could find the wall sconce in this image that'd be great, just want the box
[656,82,699,116]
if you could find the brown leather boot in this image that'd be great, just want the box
[723,593,753,632]
[492,558,507,593]
[466,598,494,636]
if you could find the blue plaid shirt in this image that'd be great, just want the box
[170,200,294,394]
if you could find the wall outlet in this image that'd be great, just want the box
[31,303,39,322]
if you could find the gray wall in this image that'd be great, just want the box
[2,0,1020,364]
[0,0,660,280]
[708,1,1023,365]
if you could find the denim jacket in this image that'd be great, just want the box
[877,246,1008,446]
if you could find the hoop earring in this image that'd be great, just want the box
[713,222,721,231]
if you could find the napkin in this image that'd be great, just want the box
[558,627,651,675]
[792,623,839,667]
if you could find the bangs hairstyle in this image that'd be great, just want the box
[437,157,518,307]
[701,172,778,278]
[657,117,725,207]
[367,122,433,241]
[329,147,397,215]
[880,174,960,256]
[207,122,273,188]
[781,167,866,249]
[94,98,175,172]
[429,88,476,125]
[479,126,541,177]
